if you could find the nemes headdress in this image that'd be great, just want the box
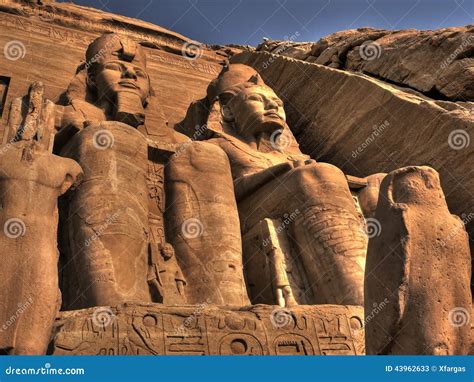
[85,33,147,72]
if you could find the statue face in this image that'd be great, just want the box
[93,60,150,103]
[161,243,175,260]
[227,85,286,137]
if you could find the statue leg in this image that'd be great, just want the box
[239,162,367,305]
[165,142,250,306]
[61,122,152,308]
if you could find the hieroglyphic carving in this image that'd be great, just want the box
[1,3,186,51]
[314,314,357,355]
[147,161,165,245]
[0,13,93,46]
[148,52,221,76]
[0,12,221,76]
[50,304,365,355]
[163,314,208,355]
[207,312,265,355]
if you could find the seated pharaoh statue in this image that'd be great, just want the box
[54,33,188,309]
[170,64,370,307]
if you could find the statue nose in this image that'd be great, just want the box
[123,69,137,80]
[266,100,278,110]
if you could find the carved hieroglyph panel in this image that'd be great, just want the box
[50,304,365,355]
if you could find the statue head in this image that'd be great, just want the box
[219,82,286,138]
[161,243,175,260]
[84,33,151,126]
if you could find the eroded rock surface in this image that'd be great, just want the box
[257,26,474,101]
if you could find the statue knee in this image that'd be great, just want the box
[289,162,347,191]
[167,141,231,181]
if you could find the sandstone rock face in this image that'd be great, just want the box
[365,166,471,355]
[257,26,474,101]
[50,303,365,355]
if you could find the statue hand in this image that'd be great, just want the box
[291,160,306,168]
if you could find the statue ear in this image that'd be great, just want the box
[221,104,234,123]
[86,72,96,90]
[248,74,260,84]
[218,91,235,122]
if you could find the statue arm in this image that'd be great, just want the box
[234,162,294,202]
[53,105,86,152]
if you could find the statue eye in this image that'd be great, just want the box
[248,95,263,102]
[104,63,122,71]
[135,69,147,78]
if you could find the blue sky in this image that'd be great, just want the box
[58,0,474,45]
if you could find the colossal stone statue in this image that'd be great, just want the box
[165,65,264,306]
[365,166,472,355]
[172,65,368,307]
[0,82,83,354]
[56,33,186,308]
[207,79,368,306]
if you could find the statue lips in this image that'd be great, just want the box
[118,80,140,90]
[263,110,283,119]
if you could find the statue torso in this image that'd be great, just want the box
[209,134,309,180]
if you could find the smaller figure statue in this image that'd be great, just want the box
[261,219,298,308]
[147,242,187,305]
